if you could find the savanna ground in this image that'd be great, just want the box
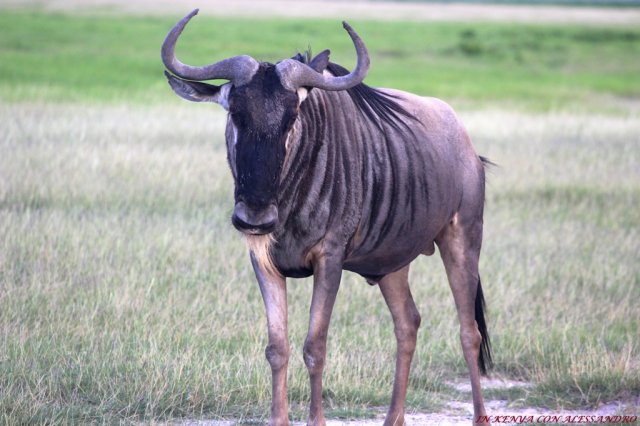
[0,1,639,425]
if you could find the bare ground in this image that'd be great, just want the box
[2,0,640,25]
[163,378,638,426]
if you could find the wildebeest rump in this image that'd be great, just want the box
[162,9,492,426]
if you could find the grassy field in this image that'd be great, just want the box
[1,7,639,425]
[1,10,640,110]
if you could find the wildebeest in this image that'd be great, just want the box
[162,9,492,426]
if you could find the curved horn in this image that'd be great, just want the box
[161,9,258,85]
[276,21,370,91]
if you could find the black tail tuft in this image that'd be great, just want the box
[475,278,493,375]
[479,155,498,168]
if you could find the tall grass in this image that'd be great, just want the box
[0,103,638,423]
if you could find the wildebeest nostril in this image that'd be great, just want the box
[232,202,278,234]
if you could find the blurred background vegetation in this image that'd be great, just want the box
[0,9,639,110]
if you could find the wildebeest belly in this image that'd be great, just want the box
[343,213,444,280]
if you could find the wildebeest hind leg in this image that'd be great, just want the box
[378,265,421,426]
[436,213,490,425]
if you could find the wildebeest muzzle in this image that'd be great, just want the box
[232,201,278,235]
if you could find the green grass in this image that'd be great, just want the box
[0,10,639,110]
[0,104,638,423]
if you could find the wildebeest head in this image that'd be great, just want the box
[162,9,369,235]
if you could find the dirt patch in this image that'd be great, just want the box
[167,378,638,425]
[3,0,640,25]
[171,402,636,426]
[448,377,533,394]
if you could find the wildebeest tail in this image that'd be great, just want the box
[479,155,497,168]
[476,277,492,375]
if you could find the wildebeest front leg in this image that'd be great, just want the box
[304,255,343,426]
[378,265,421,426]
[251,254,290,426]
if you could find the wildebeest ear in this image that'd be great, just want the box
[309,49,330,73]
[297,49,331,102]
[164,71,229,108]
[291,52,305,63]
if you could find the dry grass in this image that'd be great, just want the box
[0,103,638,423]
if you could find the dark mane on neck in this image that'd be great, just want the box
[325,62,415,131]
[293,52,416,131]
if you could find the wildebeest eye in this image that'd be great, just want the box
[229,112,244,127]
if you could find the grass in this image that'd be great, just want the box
[0,10,639,110]
[0,104,638,423]
[0,6,639,425]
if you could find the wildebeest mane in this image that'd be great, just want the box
[293,52,415,131]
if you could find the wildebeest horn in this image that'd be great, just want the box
[161,9,259,85]
[276,21,370,92]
